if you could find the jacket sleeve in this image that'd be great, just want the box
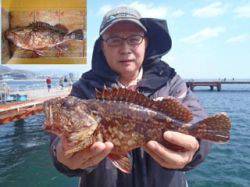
[49,82,96,177]
[167,75,212,171]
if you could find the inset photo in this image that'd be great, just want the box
[1,0,86,64]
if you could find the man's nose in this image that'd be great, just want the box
[119,40,132,54]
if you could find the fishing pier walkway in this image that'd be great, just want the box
[0,87,70,125]
[186,81,250,91]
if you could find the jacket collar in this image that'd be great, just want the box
[138,60,176,91]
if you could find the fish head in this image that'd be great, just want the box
[62,96,101,129]
[5,30,16,43]
[44,96,102,154]
[5,28,29,45]
[4,29,23,44]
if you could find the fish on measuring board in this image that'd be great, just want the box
[44,87,231,173]
[5,21,84,56]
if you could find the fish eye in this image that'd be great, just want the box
[62,99,74,108]
[91,110,98,115]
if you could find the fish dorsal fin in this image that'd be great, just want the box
[108,154,132,173]
[29,21,52,29]
[154,97,193,123]
[28,22,68,34]
[96,88,193,123]
[54,24,69,34]
[96,87,150,106]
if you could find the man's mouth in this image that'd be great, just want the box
[119,59,134,63]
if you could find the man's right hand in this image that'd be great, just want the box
[56,140,114,170]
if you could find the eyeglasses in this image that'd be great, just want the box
[102,34,145,47]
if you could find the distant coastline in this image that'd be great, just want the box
[184,78,250,82]
[0,78,59,82]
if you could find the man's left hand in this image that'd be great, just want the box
[144,131,199,169]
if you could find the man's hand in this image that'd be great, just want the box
[56,140,114,170]
[144,131,199,169]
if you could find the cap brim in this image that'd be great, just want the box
[100,18,147,35]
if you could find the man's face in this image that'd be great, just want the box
[101,21,147,79]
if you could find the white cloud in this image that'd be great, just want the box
[128,2,185,19]
[171,10,185,18]
[98,5,113,16]
[97,2,184,19]
[226,34,250,43]
[128,2,168,18]
[193,2,227,18]
[233,4,250,18]
[181,27,226,44]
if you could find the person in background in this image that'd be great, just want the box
[46,76,52,92]
[59,77,64,90]
[49,6,211,187]
[64,76,68,84]
[68,78,73,91]
[0,82,10,103]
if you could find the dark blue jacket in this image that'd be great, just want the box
[50,18,211,187]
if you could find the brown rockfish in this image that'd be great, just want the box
[44,88,231,173]
[5,22,83,56]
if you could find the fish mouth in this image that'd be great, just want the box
[5,31,15,41]
[4,31,11,38]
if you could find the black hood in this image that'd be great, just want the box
[78,18,175,95]
[141,18,172,66]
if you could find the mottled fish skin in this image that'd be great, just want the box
[5,22,83,52]
[87,99,182,155]
[44,88,232,173]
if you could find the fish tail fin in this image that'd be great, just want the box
[190,113,231,143]
[66,29,84,40]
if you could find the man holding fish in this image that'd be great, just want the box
[48,6,230,187]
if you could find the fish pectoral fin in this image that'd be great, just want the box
[34,50,45,56]
[56,44,69,51]
[108,153,132,174]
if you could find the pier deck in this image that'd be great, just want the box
[0,87,70,125]
[186,81,250,91]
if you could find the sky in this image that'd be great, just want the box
[1,0,250,79]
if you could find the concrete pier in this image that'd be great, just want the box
[0,87,70,125]
[186,81,250,91]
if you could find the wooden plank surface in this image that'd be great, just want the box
[0,87,69,125]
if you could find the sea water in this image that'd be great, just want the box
[0,84,249,186]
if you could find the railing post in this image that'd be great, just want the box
[217,83,221,91]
